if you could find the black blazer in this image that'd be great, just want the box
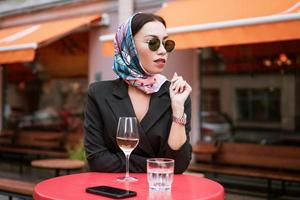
[84,78,192,174]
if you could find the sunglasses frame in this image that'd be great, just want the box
[147,38,175,52]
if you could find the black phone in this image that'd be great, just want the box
[86,185,137,199]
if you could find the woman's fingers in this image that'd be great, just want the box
[171,72,177,82]
[171,77,182,92]
[183,82,192,94]
[170,72,192,95]
[172,78,186,94]
[179,81,186,93]
[171,77,180,86]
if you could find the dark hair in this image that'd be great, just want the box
[131,13,166,36]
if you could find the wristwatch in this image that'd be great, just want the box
[172,113,187,125]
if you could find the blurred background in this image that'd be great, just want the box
[0,0,300,199]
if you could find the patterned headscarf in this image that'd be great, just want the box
[113,13,167,94]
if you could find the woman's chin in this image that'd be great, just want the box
[143,63,165,74]
[152,65,165,74]
[150,69,164,74]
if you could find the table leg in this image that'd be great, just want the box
[55,169,60,177]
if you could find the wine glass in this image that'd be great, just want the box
[116,117,139,182]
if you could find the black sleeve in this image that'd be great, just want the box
[163,96,192,174]
[128,154,147,172]
[84,84,126,172]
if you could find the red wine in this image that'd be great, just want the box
[117,137,139,151]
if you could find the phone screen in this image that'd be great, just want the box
[86,185,137,199]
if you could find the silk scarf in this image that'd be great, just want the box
[113,13,167,94]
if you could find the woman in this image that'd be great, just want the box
[84,13,192,174]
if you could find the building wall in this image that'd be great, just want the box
[0,0,118,28]
[295,75,300,130]
[203,74,296,131]
[89,11,119,83]
[0,67,2,129]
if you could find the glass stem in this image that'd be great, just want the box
[125,153,130,178]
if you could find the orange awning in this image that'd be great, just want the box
[0,15,100,64]
[100,0,300,54]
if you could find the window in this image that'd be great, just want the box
[201,89,220,111]
[236,88,281,122]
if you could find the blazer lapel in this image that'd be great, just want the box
[105,79,135,120]
[140,82,171,133]
[105,79,156,156]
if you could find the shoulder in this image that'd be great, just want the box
[88,79,118,92]
[159,80,171,94]
[164,80,171,88]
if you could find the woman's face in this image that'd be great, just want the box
[134,21,169,74]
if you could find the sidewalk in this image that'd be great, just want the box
[0,161,60,181]
[0,160,79,200]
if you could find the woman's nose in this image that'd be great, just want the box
[157,42,167,55]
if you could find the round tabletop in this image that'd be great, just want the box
[34,172,224,200]
[31,159,85,170]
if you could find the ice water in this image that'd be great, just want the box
[147,168,174,192]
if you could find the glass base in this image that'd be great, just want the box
[149,186,171,192]
[117,176,138,182]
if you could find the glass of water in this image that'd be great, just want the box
[147,158,174,192]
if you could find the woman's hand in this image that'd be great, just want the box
[169,72,192,117]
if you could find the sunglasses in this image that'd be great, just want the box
[146,38,175,52]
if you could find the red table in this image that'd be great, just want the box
[34,172,224,200]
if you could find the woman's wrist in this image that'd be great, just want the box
[172,113,187,125]
[171,104,184,118]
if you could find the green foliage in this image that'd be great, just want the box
[68,140,86,161]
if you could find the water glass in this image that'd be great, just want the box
[147,158,174,192]
[148,190,172,200]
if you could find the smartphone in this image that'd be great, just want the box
[86,185,137,199]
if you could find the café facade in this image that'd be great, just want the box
[1,0,300,144]
[100,0,300,141]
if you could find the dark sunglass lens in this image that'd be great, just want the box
[148,38,160,51]
[164,40,175,52]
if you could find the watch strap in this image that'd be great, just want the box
[172,113,187,125]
